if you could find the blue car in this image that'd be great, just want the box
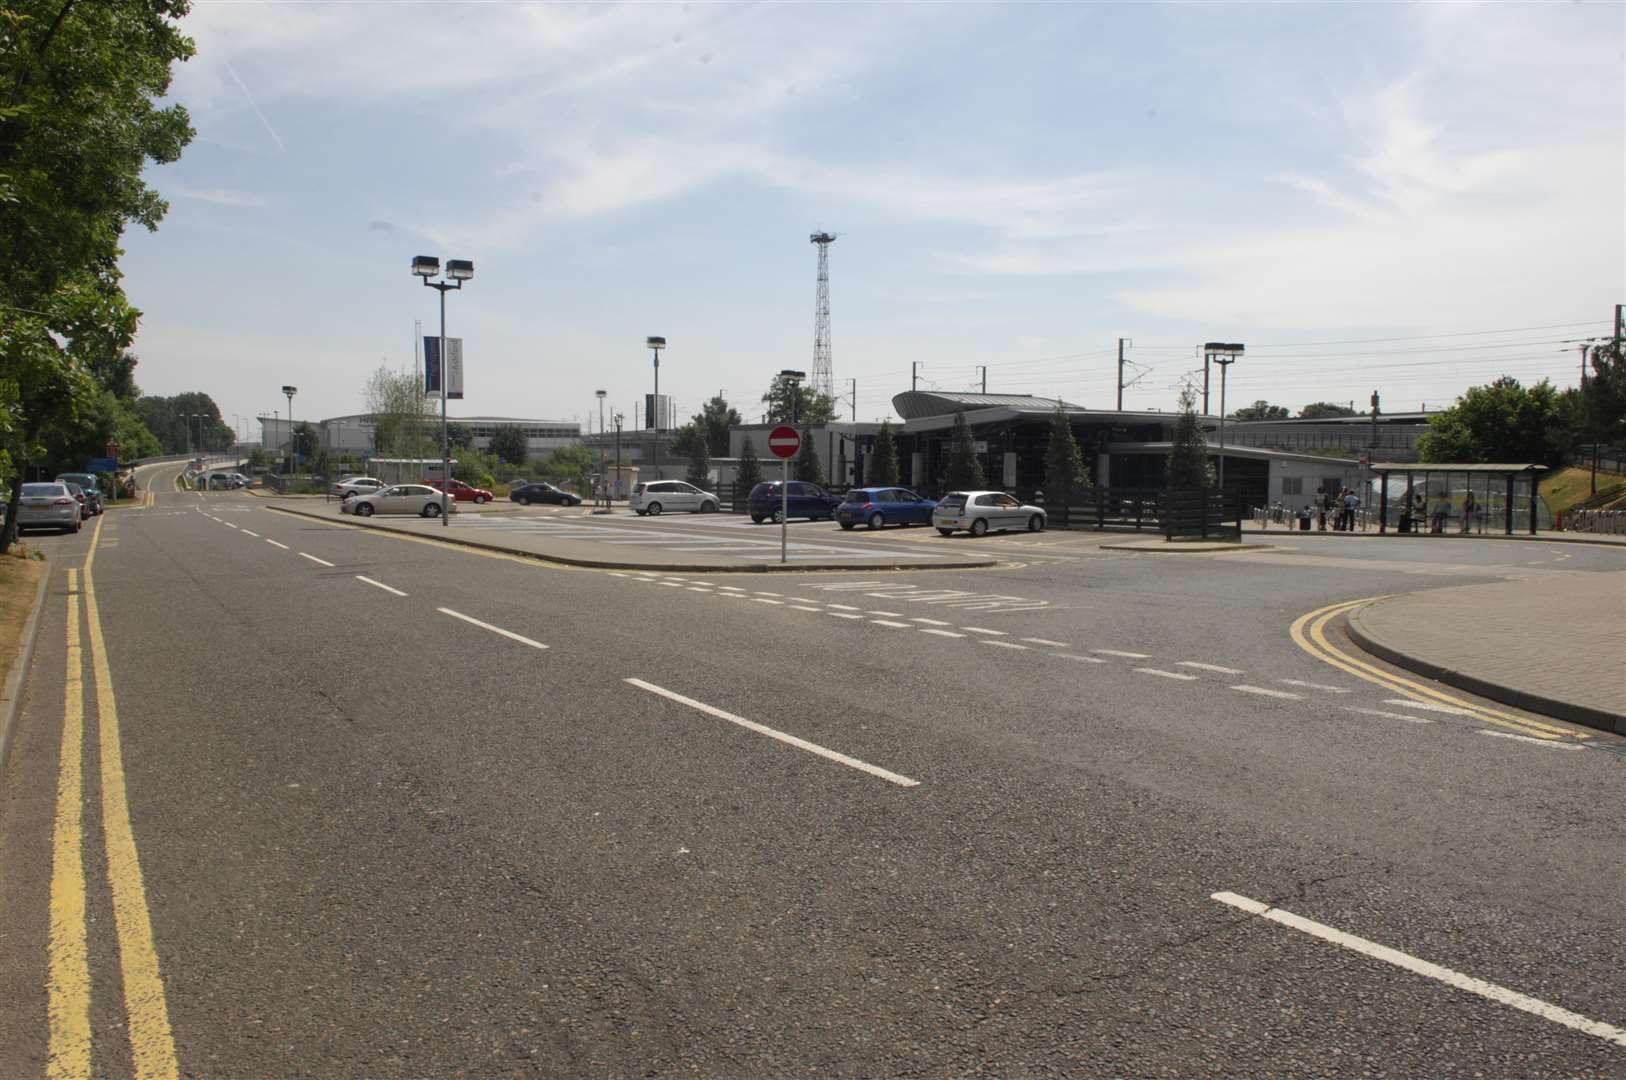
[748,481,842,523]
[836,487,938,530]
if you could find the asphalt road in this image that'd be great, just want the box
[1,465,1622,1078]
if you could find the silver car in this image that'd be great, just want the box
[16,482,83,534]
[932,490,1046,537]
[629,479,721,515]
[341,483,458,518]
[332,476,386,499]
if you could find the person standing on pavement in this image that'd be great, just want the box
[1461,488,1476,534]
[1340,487,1358,531]
[1314,486,1328,531]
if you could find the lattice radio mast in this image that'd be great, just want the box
[810,232,837,399]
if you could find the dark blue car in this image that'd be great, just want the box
[748,481,842,523]
[836,487,938,530]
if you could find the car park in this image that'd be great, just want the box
[510,482,580,507]
[340,484,459,518]
[425,478,494,504]
[16,482,82,534]
[629,480,720,515]
[931,490,1046,537]
[748,481,842,523]
[835,487,937,530]
[332,476,386,499]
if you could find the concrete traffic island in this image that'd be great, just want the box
[1099,538,1284,554]
[1347,571,1626,736]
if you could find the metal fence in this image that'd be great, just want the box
[1563,509,1626,535]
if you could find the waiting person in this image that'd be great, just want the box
[1314,486,1329,531]
[1340,488,1358,531]
[1461,489,1476,534]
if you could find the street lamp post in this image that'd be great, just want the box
[647,336,665,480]
[413,255,475,526]
[1203,342,1244,504]
[777,369,806,564]
[613,412,624,502]
[595,389,607,507]
[282,386,298,476]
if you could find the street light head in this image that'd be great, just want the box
[646,336,666,351]
[412,255,440,278]
[282,385,297,396]
[1202,342,1245,357]
[445,258,474,281]
[779,369,806,382]
[595,389,607,399]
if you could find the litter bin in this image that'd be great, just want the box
[1298,508,1312,531]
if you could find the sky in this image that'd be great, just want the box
[121,0,1625,438]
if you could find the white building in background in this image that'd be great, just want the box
[257,414,581,457]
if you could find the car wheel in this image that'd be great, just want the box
[699,501,717,513]
[423,503,442,518]
[750,515,764,524]
[475,494,489,504]
[970,518,989,537]
[771,508,785,525]
[647,502,663,516]
[937,528,954,537]
[867,512,884,530]
[356,503,375,517]
[515,495,529,505]
[1028,514,1044,532]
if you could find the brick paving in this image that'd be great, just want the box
[1349,571,1626,734]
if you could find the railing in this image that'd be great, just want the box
[1563,509,1626,535]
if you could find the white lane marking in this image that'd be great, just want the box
[686,586,712,593]
[1210,891,1626,1049]
[1479,731,1583,750]
[1385,699,1475,716]
[753,591,782,597]
[241,530,260,538]
[717,592,748,600]
[1281,679,1351,693]
[829,612,865,620]
[1093,649,1151,659]
[623,678,920,788]
[1021,637,1069,647]
[659,581,685,588]
[222,522,238,529]
[870,619,912,628]
[827,603,861,611]
[298,553,335,567]
[1052,652,1106,664]
[1135,668,1199,681]
[867,610,904,617]
[1344,707,1435,725]
[911,617,953,626]
[753,597,784,605]
[982,640,1028,650]
[962,627,1007,636]
[355,575,407,597]
[265,539,289,550]
[1230,685,1303,700]
[436,608,548,650]
[790,605,824,613]
[608,571,628,577]
[919,628,966,638]
[1177,661,1245,675]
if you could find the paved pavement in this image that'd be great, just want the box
[2,467,1623,1077]
[1350,571,1626,734]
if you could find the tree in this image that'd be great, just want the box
[685,430,711,488]
[363,365,434,459]
[1299,401,1358,419]
[1166,385,1213,490]
[1043,405,1087,503]
[794,427,826,486]
[943,410,985,490]
[762,375,836,428]
[1231,400,1290,421]
[446,422,474,451]
[290,421,320,461]
[869,420,899,486]
[540,444,594,488]
[694,395,741,457]
[487,424,529,466]
[735,435,764,492]
[668,422,702,460]
[1416,377,1569,466]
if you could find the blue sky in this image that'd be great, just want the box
[122,1,1625,437]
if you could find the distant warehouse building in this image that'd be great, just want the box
[259,414,581,457]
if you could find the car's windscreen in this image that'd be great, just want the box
[22,484,62,496]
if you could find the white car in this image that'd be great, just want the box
[629,480,720,515]
[340,484,458,518]
[332,476,386,499]
[931,490,1046,537]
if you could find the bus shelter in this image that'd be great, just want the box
[1370,462,1548,535]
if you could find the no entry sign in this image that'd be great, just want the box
[768,425,801,460]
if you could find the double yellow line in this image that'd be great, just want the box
[1289,597,1584,742]
[48,517,179,1079]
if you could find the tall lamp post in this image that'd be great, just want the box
[613,411,624,502]
[595,389,608,506]
[1203,342,1244,497]
[413,255,475,526]
[281,386,298,476]
[647,336,666,480]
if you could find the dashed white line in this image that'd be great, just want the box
[1051,652,1106,664]
[829,612,866,620]
[1211,891,1626,1049]
[827,603,861,611]
[911,617,953,626]
[1230,685,1302,700]
[1384,699,1475,716]
[753,591,782,597]
[1135,668,1199,681]
[265,539,289,550]
[919,628,966,638]
[1021,637,1069,647]
[1093,649,1151,659]
[962,627,1007,636]
[1343,707,1435,725]
[1177,661,1245,675]
[870,619,912,628]
[867,610,904,617]
[717,585,745,592]
[608,571,629,577]
[686,586,713,592]
[298,553,334,567]
[752,597,784,605]
[241,529,260,538]
[436,608,548,650]
[1478,731,1581,750]
[982,640,1028,650]
[624,678,920,788]
[355,575,407,597]
[221,522,238,529]
[1280,679,1350,693]
[659,581,685,587]
[790,605,824,613]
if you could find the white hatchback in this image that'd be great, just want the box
[629,480,720,515]
[931,491,1046,537]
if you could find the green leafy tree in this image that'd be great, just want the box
[762,375,836,427]
[668,422,702,460]
[540,444,595,489]
[869,420,899,486]
[1230,400,1290,421]
[487,424,529,466]
[694,395,741,457]
[290,421,320,461]
[363,365,434,459]
[1167,385,1213,490]
[735,435,764,492]
[1043,405,1087,502]
[685,430,711,488]
[446,422,474,450]
[1416,377,1569,466]
[1299,401,1358,419]
[794,427,826,486]
[943,410,985,490]
[451,449,498,489]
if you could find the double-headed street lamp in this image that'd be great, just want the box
[1203,342,1244,495]
[413,255,475,525]
[647,336,666,480]
[595,389,608,505]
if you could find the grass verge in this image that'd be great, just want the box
[0,554,48,676]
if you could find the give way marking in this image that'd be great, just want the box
[1212,891,1626,1049]
[624,678,919,788]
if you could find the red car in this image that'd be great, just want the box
[424,478,494,504]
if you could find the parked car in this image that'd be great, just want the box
[510,482,580,507]
[836,487,938,530]
[629,480,721,515]
[61,481,96,519]
[16,482,82,534]
[425,478,494,504]
[931,490,1046,537]
[332,476,386,499]
[56,472,103,502]
[340,484,459,518]
[748,481,842,523]
[230,472,254,489]
[56,477,103,515]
